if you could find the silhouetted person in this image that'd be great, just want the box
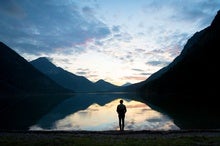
[116,99,127,131]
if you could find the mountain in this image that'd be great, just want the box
[0,42,72,130]
[0,43,71,95]
[94,79,118,91]
[30,57,119,92]
[139,10,220,129]
[122,82,132,87]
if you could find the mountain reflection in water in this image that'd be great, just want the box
[30,93,179,131]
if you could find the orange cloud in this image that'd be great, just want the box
[122,76,147,81]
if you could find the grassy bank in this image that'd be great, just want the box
[1,130,220,146]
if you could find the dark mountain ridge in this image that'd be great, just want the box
[0,42,73,130]
[138,10,220,129]
[0,43,71,95]
[94,79,118,90]
[30,57,119,92]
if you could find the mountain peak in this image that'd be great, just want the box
[211,10,220,28]
[95,79,106,84]
[95,79,118,89]
[95,79,117,86]
[32,57,53,64]
[30,57,59,74]
[122,82,132,87]
[0,41,69,94]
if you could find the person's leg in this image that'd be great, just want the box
[122,116,125,131]
[119,116,122,131]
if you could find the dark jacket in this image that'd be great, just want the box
[117,103,127,116]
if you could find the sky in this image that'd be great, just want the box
[0,0,219,86]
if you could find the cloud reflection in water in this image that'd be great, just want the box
[51,99,179,131]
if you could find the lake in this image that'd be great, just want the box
[29,93,179,131]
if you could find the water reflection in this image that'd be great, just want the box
[30,93,179,131]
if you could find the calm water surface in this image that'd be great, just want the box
[30,93,179,131]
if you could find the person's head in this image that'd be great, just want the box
[120,99,123,104]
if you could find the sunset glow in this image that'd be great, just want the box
[0,0,219,85]
[30,98,179,131]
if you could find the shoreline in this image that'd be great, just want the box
[1,130,220,145]
[1,129,220,135]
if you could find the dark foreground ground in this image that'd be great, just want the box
[1,130,220,146]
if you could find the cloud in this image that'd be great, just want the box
[140,73,151,76]
[77,68,90,72]
[142,0,220,26]
[135,48,145,53]
[146,61,170,67]
[76,71,87,75]
[75,67,99,80]
[112,25,120,32]
[122,76,147,81]
[1,0,219,85]
[0,0,25,18]
[144,49,178,65]
[147,117,163,123]
[82,6,94,16]
[75,68,91,76]
[168,1,220,27]
[0,0,111,55]
[112,32,132,43]
[126,104,150,109]
[132,68,145,72]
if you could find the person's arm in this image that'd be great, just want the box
[124,105,127,113]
